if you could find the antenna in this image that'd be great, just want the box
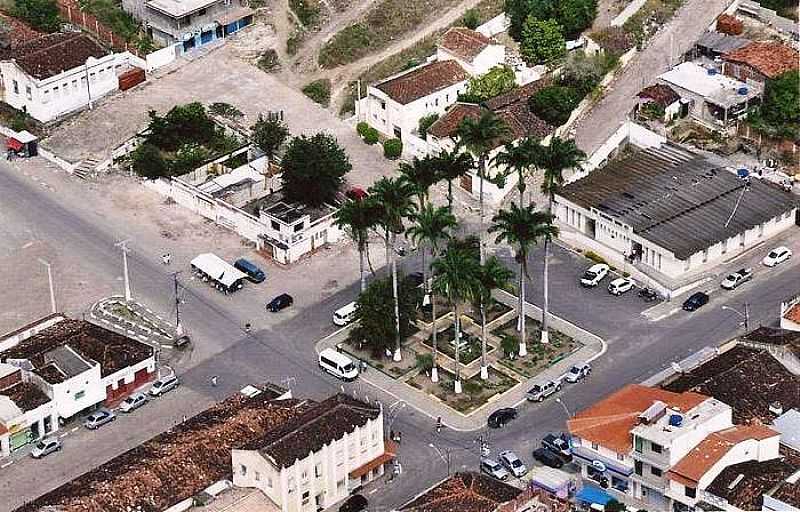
[724,184,748,228]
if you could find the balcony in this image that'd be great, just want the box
[631,469,668,491]
[631,448,670,468]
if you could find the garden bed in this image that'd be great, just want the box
[494,317,581,378]
[407,367,518,413]
[420,324,486,366]
[343,338,419,378]
[463,299,513,325]
[417,294,452,324]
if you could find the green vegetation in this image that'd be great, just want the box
[417,113,439,138]
[319,23,373,68]
[13,0,60,32]
[529,85,581,125]
[257,49,280,72]
[383,138,403,159]
[462,8,481,29]
[208,102,243,120]
[289,0,322,27]
[281,133,351,206]
[363,127,379,145]
[0,102,41,135]
[459,65,517,103]
[251,115,289,159]
[748,70,800,139]
[302,79,332,107]
[286,31,303,55]
[520,17,566,65]
[506,0,597,41]
[590,26,635,56]
[584,250,607,264]
[622,0,683,47]
[356,122,370,137]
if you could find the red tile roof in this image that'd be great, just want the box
[0,13,43,48]
[668,425,779,485]
[785,303,800,325]
[400,472,521,512]
[10,33,108,80]
[427,102,483,138]
[723,42,800,79]
[568,384,709,453]
[376,60,469,105]
[637,84,681,107]
[439,27,495,62]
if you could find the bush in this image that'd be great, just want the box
[416,353,434,372]
[560,51,607,94]
[209,102,243,120]
[520,16,566,66]
[461,65,517,102]
[464,380,483,394]
[363,127,379,145]
[507,0,597,41]
[289,0,321,27]
[584,250,607,264]
[302,79,332,107]
[319,23,372,68]
[383,138,402,159]
[357,122,370,137]
[287,31,304,55]
[257,49,280,72]
[501,335,519,359]
[417,113,439,138]
[590,26,634,56]
[462,8,481,29]
[131,143,169,180]
[13,0,60,32]
[528,85,582,126]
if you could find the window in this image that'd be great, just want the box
[315,463,322,477]
[74,390,85,400]
[271,220,280,230]
[255,471,260,481]
[337,479,345,493]
[634,460,643,475]
[72,79,78,90]
[591,442,598,450]
[651,443,662,454]
[12,80,18,94]
[634,436,644,453]
[267,476,273,488]
[25,85,32,100]
[43,90,50,103]
[380,101,386,110]
[685,486,696,498]
[293,222,304,232]
[301,469,308,481]
[240,464,247,476]
[616,453,624,461]
[198,7,206,15]
[302,491,310,505]
[651,466,662,477]
[288,476,295,493]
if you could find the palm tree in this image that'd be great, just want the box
[490,202,558,356]
[492,137,543,204]
[334,197,378,292]
[434,149,474,212]
[406,204,457,382]
[456,111,510,363]
[475,255,513,377]
[537,137,585,344]
[369,177,416,361]
[431,245,482,394]
[399,156,439,206]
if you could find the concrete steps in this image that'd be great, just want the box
[73,157,101,180]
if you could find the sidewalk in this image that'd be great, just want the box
[315,292,605,432]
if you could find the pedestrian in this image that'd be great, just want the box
[390,429,394,441]
[397,431,402,444]
[210,375,219,387]
[245,323,251,333]
[162,253,172,265]
[436,416,442,433]
[182,415,187,423]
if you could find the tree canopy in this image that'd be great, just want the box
[506,0,597,41]
[750,70,800,139]
[349,276,421,357]
[13,0,61,32]
[528,85,582,126]
[460,65,517,103]
[281,133,352,207]
[520,17,566,66]
[142,103,217,152]
[252,115,289,159]
[131,143,169,180]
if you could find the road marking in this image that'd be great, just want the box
[70,427,78,433]
[368,489,379,495]
[649,307,681,322]
[1,461,13,468]
[59,433,69,438]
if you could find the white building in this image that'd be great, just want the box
[0,363,58,458]
[0,33,125,123]
[436,27,506,76]
[232,394,395,512]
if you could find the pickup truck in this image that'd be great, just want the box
[721,268,753,290]
[527,378,563,402]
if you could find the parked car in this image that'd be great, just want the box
[84,408,116,430]
[30,438,61,459]
[338,494,368,512]
[498,450,527,477]
[580,264,610,287]
[638,287,659,302]
[608,277,634,296]
[762,246,792,267]
[149,374,179,397]
[480,457,510,480]
[267,293,294,312]
[488,407,518,428]
[233,258,266,283]
[720,268,753,290]
[532,447,564,469]
[332,302,358,326]
[527,379,562,402]
[119,392,148,413]
[542,433,572,460]
[564,363,591,383]
[682,291,710,311]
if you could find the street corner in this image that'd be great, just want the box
[89,296,177,350]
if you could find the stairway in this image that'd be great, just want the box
[73,157,100,180]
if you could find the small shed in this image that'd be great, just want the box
[6,130,38,158]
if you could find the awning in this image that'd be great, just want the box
[7,138,22,151]
[349,439,397,479]
[576,486,612,506]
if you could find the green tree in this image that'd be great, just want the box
[528,85,581,126]
[432,245,483,393]
[492,137,544,203]
[520,17,566,66]
[490,202,557,355]
[418,113,440,138]
[171,143,211,175]
[143,103,216,152]
[369,177,416,361]
[131,143,169,180]
[434,149,474,212]
[462,8,481,29]
[251,115,289,160]
[350,277,420,357]
[750,70,800,138]
[461,65,517,103]
[281,133,352,207]
[13,0,60,32]
[399,156,439,205]
[560,51,607,95]
[383,138,403,159]
[506,0,597,41]
[335,197,380,292]
[407,204,457,381]
[475,256,513,375]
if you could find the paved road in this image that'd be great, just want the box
[574,0,732,154]
[1,159,799,511]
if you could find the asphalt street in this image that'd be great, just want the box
[1,160,799,511]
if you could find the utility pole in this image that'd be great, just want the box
[744,303,749,331]
[38,259,57,314]
[115,240,132,302]
[173,271,183,336]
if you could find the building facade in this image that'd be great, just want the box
[0,364,58,458]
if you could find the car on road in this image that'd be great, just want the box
[233,258,266,283]
[480,457,510,480]
[332,301,357,326]
[762,246,792,267]
[682,291,710,312]
[580,264,609,287]
[564,363,591,383]
[608,277,634,296]
[527,379,562,402]
[119,392,148,413]
[532,447,564,469]
[542,433,572,460]
[488,407,518,428]
[721,268,753,290]
[84,408,116,430]
[267,293,294,312]
[30,438,61,459]
[149,374,179,397]
[338,494,368,512]
[498,450,527,477]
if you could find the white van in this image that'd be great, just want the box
[319,348,359,381]
[332,302,358,326]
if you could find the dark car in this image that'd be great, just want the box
[267,293,294,312]
[682,291,709,311]
[234,258,266,283]
[542,433,572,460]
[339,494,368,512]
[533,447,564,469]
[488,407,518,428]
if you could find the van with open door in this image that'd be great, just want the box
[318,348,359,381]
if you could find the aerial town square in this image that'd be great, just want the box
[0,0,798,510]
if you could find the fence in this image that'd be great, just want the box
[56,0,144,58]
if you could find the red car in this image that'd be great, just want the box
[346,187,368,201]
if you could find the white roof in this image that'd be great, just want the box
[0,395,23,423]
[773,409,800,452]
[659,62,761,106]
[146,0,217,17]
[190,253,247,287]
[530,467,574,495]
[197,157,267,196]
[0,362,19,380]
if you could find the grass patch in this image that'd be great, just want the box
[77,0,154,50]
[408,367,517,413]
[289,0,322,27]
[303,78,332,106]
[622,0,685,47]
[421,324,484,365]
[495,317,581,378]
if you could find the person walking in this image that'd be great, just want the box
[162,253,172,265]
[210,375,219,387]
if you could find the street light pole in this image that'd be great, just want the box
[173,271,184,337]
[722,304,749,331]
[115,240,132,302]
[428,443,451,476]
[38,259,57,314]
[555,397,572,418]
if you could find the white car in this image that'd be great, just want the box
[119,392,148,413]
[565,363,591,383]
[608,277,634,296]
[580,264,609,287]
[762,247,792,267]
[498,450,528,477]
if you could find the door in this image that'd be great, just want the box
[585,218,596,239]
[460,173,473,193]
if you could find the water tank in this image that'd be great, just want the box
[737,168,750,178]
[669,414,684,427]
[707,68,718,75]
[738,87,749,95]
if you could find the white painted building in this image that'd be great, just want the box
[233,394,395,512]
[0,364,58,458]
[0,33,125,123]
[436,27,506,76]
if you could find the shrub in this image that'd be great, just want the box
[461,65,517,102]
[462,8,481,29]
[416,353,434,372]
[560,51,607,95]
[357,122,370,137]
[464,380,483,394]
[528,85,582,126]
[302,79,332,107]
[501,335,519,359]
[287,31,303,55]
[289,0,321,27]
[318,23,372,68]
[13,0,60,32]
[520,16,566,66]
[209,102,243,120]
[131,143,169,180]
[363,127,379,145]
[257,49,280,72]
[383,138,402,159]
[507,0,597,41]
[584,250,607,264]
[590,26,634,56]
[417,113,439,138]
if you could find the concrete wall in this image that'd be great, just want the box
[475,13,510,38]
[436,45,506,76]
[146,44,180,71]
[0,315,66,352]
[28,364,106,420]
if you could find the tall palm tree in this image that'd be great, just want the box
[406,204,457,382]
[456,111,510,362]
[537,137,585,344]
[434,149,474,212]
[369,177,416,361]
[399,156,439,207]
[431,245,482,394]
[334,197,378,292]
[492,137,542,204]
[490,202,558,356]
[475,255,513,377]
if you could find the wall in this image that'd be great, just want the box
[475,13,510,38]
[102,354,156,406]
[436,45,505,76]
[29,364,105,420]
[146,44,180,71]
[0,315,66,352]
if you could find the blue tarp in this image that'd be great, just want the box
[576,486,612,506]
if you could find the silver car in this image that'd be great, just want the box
[84,408,116,429]
[480,457,510,480]
[30,438,61,458]
[149,375,179,397]
[498,450,527,477]
[119,392,148,413]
